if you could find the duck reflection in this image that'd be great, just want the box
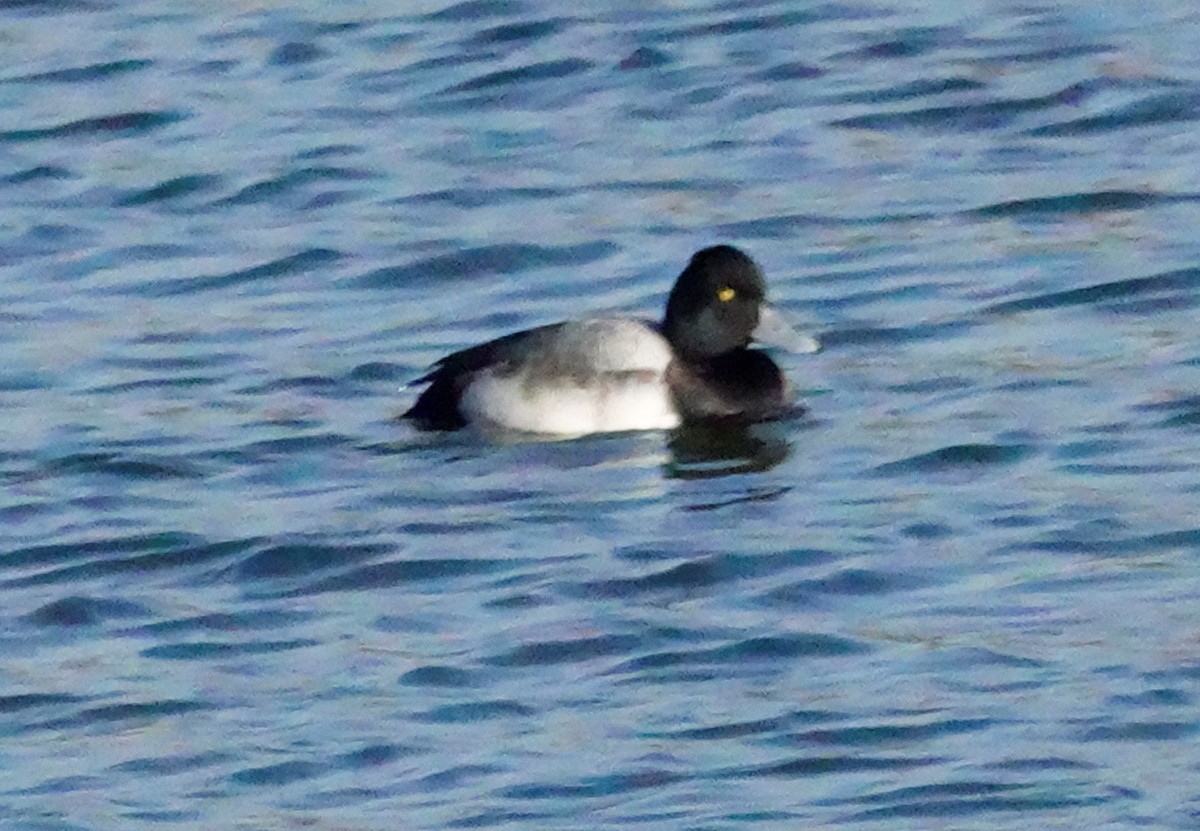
[665,412,800,479]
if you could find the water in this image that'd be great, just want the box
[3,0,1200,828]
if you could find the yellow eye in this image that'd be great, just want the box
[717,287,736,302]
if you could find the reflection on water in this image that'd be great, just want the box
[666,418,796,479]
[387,411,797,479]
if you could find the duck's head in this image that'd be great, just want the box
[662,245,820,360]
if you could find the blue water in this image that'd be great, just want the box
[3,0,1200,828]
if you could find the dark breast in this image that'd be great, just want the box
[666,349,793,422]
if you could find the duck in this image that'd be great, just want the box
[403,244,819,436]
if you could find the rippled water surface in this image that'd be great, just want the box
[4,0,1200,828]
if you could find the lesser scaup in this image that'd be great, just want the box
[403,245,819,435]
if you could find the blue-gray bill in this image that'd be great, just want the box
[753,305,821,354]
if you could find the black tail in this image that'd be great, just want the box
[402,372,467,430]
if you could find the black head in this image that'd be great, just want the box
[662,245,773,359]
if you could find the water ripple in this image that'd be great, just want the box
[982,266,1200,315]
[24,596,151,627]
[30,700,212,733]
[125,248,343,297]
[5,58,152,84]
[441,58,594,95]
[0,110,183,142]
[1030,90,1200,136]
[116,174,224,206]
[831,83,1093,132]
[969,189,1189,218]
[872,443,1035,476]
[353,242,617,289]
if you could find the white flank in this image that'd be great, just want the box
[458,319,682,436]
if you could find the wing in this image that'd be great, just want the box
[403,319,674,431]
[403,324,557,429]
[408,323,558,386]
